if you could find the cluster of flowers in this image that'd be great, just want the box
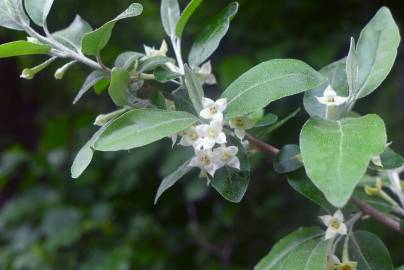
[175,97,243,178]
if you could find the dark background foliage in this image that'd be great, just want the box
[0,0,403,269]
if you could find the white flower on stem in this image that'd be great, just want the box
[195,61,217,85]
[195,120,227,150]
[319,209,348,240]
[143,40,168,58]
[316,85,348,106]
[178,127,199,147]
[189,149,218,177]
[229,117,255,140]
[213,146,240,170]
[199,97,227,122]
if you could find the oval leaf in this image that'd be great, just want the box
[73,70,105,104]
[353,7,400,99]
[24,0,54,26]
[300,114,387,207]
[108,67,130,107]
[81,3,143,55]
[222,59,325,118]
[184,64,204,113]
[94,109,197,151]
[349,231,394,270]
[0,0,24,30]
[273,144,303,174]
[53,15,92,51]
[0,40,50,58]
[188,2,238,67]
[254,227,325,270]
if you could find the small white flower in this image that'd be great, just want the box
[196,61,217,85]
[143,40,168,58]
[316,85,348,106]
[229,117,255,140]
[213,146,240,170]
[195,120,227,150]
[199,97,227,122]
[178,127,199,147]
[320,209,348,240]
[189,149,218,177]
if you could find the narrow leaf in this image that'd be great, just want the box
[24,0,54,26]
[188,2,238,67]
[160,0,180,38]
[221,59,325,118]
[175,0,203,38]
[108,67,130,107]
[154,160,191,204]
[73,70,105,104]
[94,109,197,151]
[346,37,358,97]
[114,51,142,69]
[300,114,387,207]
[81,3,143,55]
[0,41,50,58]
[184,64,204,113]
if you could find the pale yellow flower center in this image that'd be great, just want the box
[189,131,198,141]
[234,118,245,128]
[330,218,341,230]
[326,96,335,103]
[208,128,218,138]
[221,152,232,162]
[209,106,218,115]
[200,155,211,166]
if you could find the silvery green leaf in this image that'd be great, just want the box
[73,70,105,104]
[211,140,250,203]
[24,0,54,26]
[254,227,326,270]
[0,0,24,30]
[154,66,180,83]
[3,0,29,28]
[160,0,180,38]
[114,51,142,69]
[108,67,131,107]
[175,0,203,38]
[188,2,238,67]
[184,64,204,113]
[53,15,92,51]
[254,113,278,128]
[273,144,303,174]
[137,56,174,72]
[221,59,325,118]
[300,114,387,207]
[154,160,191,204]
[0,40,50,58]
[71,123,111,178]
[346,37,359,97]
[380,147,404,169]
[81,3,143,55]
[287,169,334,212]
[94,109,197,151]
[303,58,349,119]
[354,7,400,99]
[348,231,394,270]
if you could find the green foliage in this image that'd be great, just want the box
[348,231,394,270]
[380,147,404,169]
[160,0,180,38]
[0,41,50,58]
[24,0,54,26]
[273,144,302,174]
[53,15,92,51]
[184,64,204,113]
[94,109,197,151]
[81,3,143,55]
[175,0,203,38]
[254,227,326,270]
[108,67,131,107]
[188,2,238,67]
[73,70,105,104]
[222,59,325,118]
[300,115,387,207]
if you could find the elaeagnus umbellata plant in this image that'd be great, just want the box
[1,0,403,269]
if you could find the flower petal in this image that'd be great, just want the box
[216,98,227,112]
[195,124,210,136]
[325,228,337,240]
[227,146,239,155]
[227,157,240,170]
[202,97,214,108]
[216,132,227,145]
[337,223,347,235]
[200,108,212,119]
[334,210,344,222]
[234,128,246,140]
[319,215,332,226]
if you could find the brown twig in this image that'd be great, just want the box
[245,133,404,235]
[351,197,404,234]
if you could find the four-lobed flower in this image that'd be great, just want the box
[316,85,349,106]
[320,209,348,240]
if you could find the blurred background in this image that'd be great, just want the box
[0,0,403,269]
